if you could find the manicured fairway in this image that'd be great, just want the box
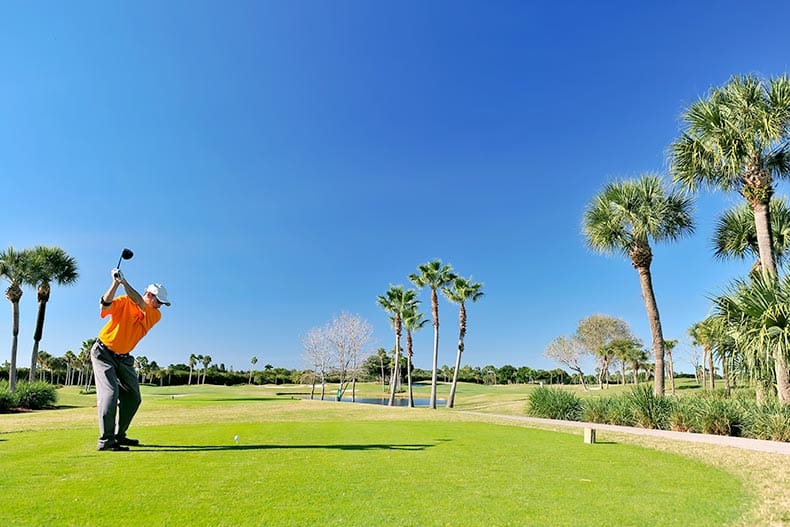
[0,387,748,526]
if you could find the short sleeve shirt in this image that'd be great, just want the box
[98,295,162,354]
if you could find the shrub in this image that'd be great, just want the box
[627,385,671,429]
[742,401,790,442]
[691,395,745,436]
[607,396,636,426]
[527,386,582,421]
[0,381,17,412]
[668,397,696,432]
[15,381,57,410]
[581,396,612,424]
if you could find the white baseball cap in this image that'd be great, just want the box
[146,283,171,306]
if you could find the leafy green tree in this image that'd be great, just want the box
[28,246,78,381]
[671,74,790,278]
[576,314,633,389]
[0,247,34,392]
[409,259,457,409]
[583,175,695,396]
[442,275,484,407]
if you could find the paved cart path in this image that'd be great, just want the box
[459,411,790,455]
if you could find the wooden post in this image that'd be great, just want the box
[584,427,596,444]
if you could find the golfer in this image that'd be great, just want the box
[91,268,170,451]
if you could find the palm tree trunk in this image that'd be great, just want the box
[29,300,47,381]
[9,300,20,392]
[708,349,715,391]
[774,351,790,404]
[722,352,731,396]
[667,350,675,395]
[752,200,777,277]
[429,289,440,410]
[406,331,414,408]
[636,265,665,397]
[447,304,467,408]
[388,328,401,406]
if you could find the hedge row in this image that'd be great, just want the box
[527,385,790,442]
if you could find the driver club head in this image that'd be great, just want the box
[116,248,134,269]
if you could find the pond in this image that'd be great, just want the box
[306,396,445,407]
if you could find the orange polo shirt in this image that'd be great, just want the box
[98,295,162,354]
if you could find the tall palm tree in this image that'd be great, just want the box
[402,302,428,408]
[201,355,212,384]
[28,246,79,381]
[409,260,457,409]
[671,74,790,278]
[664,339,678,395]
[0,247,35,392]
[689,317,727,392]
[583,175,695,396]
[442,276,484,408]
[188,353,197,385]
[713,198,790,272]
[377,285,418,406]
[712,273,790,404]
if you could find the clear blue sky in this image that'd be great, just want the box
[3,1,790,375]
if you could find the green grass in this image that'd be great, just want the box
[0,384,750,526]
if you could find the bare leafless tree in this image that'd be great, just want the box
[325,312,373,402]
[301,327,331,400]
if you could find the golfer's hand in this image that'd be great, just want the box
[112,268,125,284]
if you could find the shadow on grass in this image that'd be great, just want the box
[135,443,435,452]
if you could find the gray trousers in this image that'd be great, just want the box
[90,340,141,448]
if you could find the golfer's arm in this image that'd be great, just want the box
[100,282,120,312]
[122,281,147,311]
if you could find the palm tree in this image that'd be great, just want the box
[28,246,79,381]
[713,198,790,272]
[249,356,258,384]
[583,175,695,396]
[0,247,34,392]
[402,302,428,408]
[711,273,790,404]
[689,318,722,392]
[671,74,790,278]
[442,276,484,408]
[188,354,197,385]
[79,338,96,391]
[664,339,678,395]
[201,355,212,384]
[409,259,457,409]
[64,350,77,385]
[377,285,418,406]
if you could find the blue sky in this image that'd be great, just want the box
[3,1,790,375]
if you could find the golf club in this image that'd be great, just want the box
[116,248,134,269]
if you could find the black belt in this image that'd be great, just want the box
[97,339,129,359]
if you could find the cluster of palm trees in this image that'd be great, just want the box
[187,353,212,385]
[377,259,483,409]
[583,74,790,404]
[0,245,79,392]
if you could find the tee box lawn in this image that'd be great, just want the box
[0,384,756,526]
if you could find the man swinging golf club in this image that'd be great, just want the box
[91,254,170,451]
